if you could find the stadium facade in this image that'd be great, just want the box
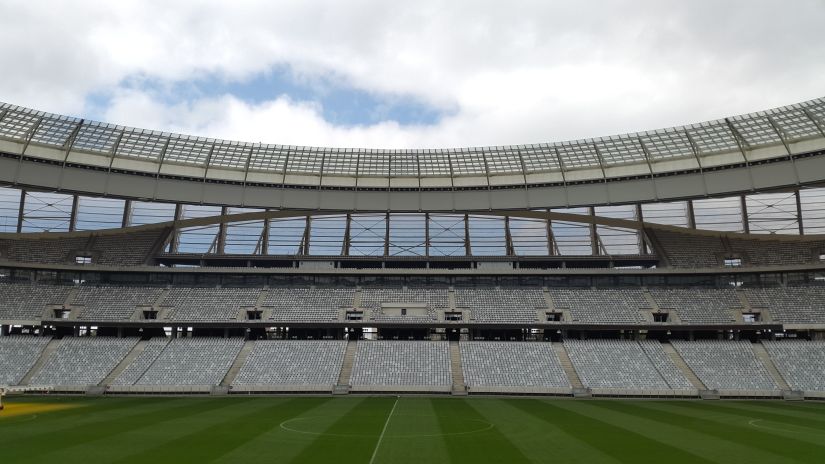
[0,97,824,399]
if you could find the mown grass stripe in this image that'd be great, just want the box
[510,399,716,464]
[433,398,531,464]
[707,401,825,425]
[632,401,825,462]
[108,397,329,463]
[586,401,800,464]
[472,398,621,464]
[289,396,396,464]
[1,397,241,462]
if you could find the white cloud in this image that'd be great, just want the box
[1,0,824,148]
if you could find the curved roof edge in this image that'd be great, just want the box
[1,97,825,210]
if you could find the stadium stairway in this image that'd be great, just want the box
[752,342,791,391]
[19,337,59,386]
[221,340,256,387]
[449,341,467,395]
[101,339,149,386]
[552,342,588,397]
[662,343,707,391]
[334,339,358,394]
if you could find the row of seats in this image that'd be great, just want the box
[565,339,692,390]
[4,337,825,393]
[29,337,137,387]
[0,336,50,385]
[0,229,164,266]
[671,340,778,391]
[4,282,825,324]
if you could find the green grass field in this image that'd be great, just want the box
[2,396,825,463]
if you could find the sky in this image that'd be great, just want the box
[1,0,824,149]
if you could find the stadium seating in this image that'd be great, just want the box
[0,282,72,321]
[362,287,446,322]
[0,336,51,385]
[350,341,451,392]
[0,236,90,265]
[454,288,543,323]
[264,287,354,322]
[550,289,648,324]
[564,340,692,392]
[671,340,778,392]
[134,337,244,386]
[111,338,170,386]
[163,288,259,321]
[232,340,347,391]
[651,229,725,268]
[744,287,825,324]
[728,237,825,267]
[649,288,739,323]
[73,286,164,320]
[460,341,570,393]
[762,341,825,392]
[29,337,137,388]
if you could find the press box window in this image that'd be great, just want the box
[723,257,742,268]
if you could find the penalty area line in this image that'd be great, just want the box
[369,396,399,464]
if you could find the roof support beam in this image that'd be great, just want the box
[796,189,805,235]
[68,194,79,232]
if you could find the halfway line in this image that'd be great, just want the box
[369,396,399,464]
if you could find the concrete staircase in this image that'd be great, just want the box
[553,342,588,396]
[20,338,61,386]
[752,342,791,391]
[334,339,358,394]
[221,340,256,387]
[449,341,467,395]
[101,339,148,386]
[662,343,707,390]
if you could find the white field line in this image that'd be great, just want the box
[369,396,399,464]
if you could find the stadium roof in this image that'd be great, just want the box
[1,97,824,210]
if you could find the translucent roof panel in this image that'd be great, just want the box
[639,129,695,160]
[520,144,559,173]
[799,99,825,130]
[419,151,452,176]
[0,107,41,140]
[322,149,359,176]
[116,130,168,161]
[685,121,739,154]
[358,151,390,176]
[163,137,212,166]
[766,107,821,140]
[286,148,324,175]
[389,152,419,177]
[72,123,123,154]
[595,136,646,166]
[30,115,81,147]
[248,145,288,172]
[729,114,782,147]
[210,142,251,170]
[485,148,523,175]
[450,150,487,176]
[555,141,601,169]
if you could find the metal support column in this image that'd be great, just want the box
[796,190,805,235]
[740,195,750,234]
[384,212,390,257]
[15,189,26,233]
[464,214,472,256]
[341,213,352,256]
[687,200,697,229]
[504,216,515,256]
[121,199,132,228]
[68,194,79,232]
[216,206,228,254]
[589,207,599,256]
